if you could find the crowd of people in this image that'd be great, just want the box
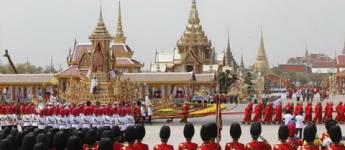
[286,87,329,102]
[0,119,343,150]
[0,100,156,130]
[242,101,345,124]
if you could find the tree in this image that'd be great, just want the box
[0,62,44,74]
[244,72,254,96]
[217,70,238,94]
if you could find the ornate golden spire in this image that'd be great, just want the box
[188,0,200,25]
[177,0,210,46]
[114,0,126,43]
[254,29,269,72]
[89,0,112,40]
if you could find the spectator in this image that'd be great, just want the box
[295,112,304,139]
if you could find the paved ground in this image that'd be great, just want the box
[141,94,345,148]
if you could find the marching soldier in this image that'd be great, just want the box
[37,108,46,130]
[304,102,313,123]
[325,102,334,121]
[313,102,322,123]
[118,108,128,131]
[245,122,272,150]
[71,106,81,129]
[178,123,198,150]
[326,125,345,150]
[59,108,68,129]
[273,125,293,150]
[134,125,149,150]
[153,126,174,150]
[104,106,113,128]
[242,103,253,124]
[252,102,263,122]
[0,105,4,129]
[335,102,344,123]
[225,123,245,150]
[263,102,273,124]
[274,103,282,124]
[46,106,56,128]
[22,105,31,128]
[112,106,119,127]
[81,105,91,128]
[126,107,135,127]
[29,105,37,128]
[180,102,190,123]
[91,107,101,128]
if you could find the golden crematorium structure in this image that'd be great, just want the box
[56,2,141,104]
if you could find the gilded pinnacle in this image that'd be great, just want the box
[115,0,126,43]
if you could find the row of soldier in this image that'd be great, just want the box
[0,120,343,150]
[0,102,141,131]
[242,101,345,124]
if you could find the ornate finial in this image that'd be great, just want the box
[188,0,200,25]
[89,0,112,40]
[255,28,269,72]
[115,0,126,43]
[98,0,104,25]
[258,28,266,57]
[305,43,309,57]
[240,50,245,69]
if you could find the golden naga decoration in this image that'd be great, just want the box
[60,75,137,104]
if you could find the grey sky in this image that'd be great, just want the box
[0,0,345,70]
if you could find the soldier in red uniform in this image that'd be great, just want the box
[134,125,149,150]
[320,119,337,142]
[324,102,330,121]
[83,129,99,150]
[326,125,345,150]
[263,102,273,124]
[300,124,321,150]
[245,122,272,150]
[313,102,322,123]
[153,126,174,150]
[286,123,302,150]
[178,123,198,150]
[180,102,190,123]
[274,103,282,124]
[242,103,253,124]
[273,125,293,150]
[208,123,221,150]
[112,126,123,150]
[200,124,217,150]
[122,126,137,150]
[326,102,334,121]
[252,102,263,122]
[335,102,344,123]
[225,123,245,150]
[290,103,295,115]
[304,102,313,123]
[293,103,300,116]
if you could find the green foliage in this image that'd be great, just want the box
[0,62,46,74]
[217,70,238,94]
[244,72,254,95]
